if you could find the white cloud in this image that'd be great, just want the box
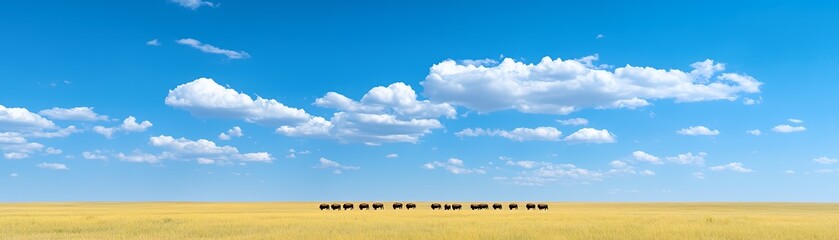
[639,170,656,176]
[596,34,605,39]
[45,147,62,155]
[746,129,762,136]
[676,126,720,136]
[38,107,108,121]
[421,57,761,115]
[610,160,628,169]
[692,172,705,179]
[564,128,616,143]
[460,58,499,67]
[176,38,249,59]
[506,160,547,169]
[218,126,243,140]
[0,132,26,144]
[115,151,163,164]
[149,135,273,163]
[146,39,161,46]
[82,151,107,160]
[25,126,81,138]
[772,124,806,133]
[92,116,152,138]
[667,152,707,165]
[423,158,485,175]
[709,162,754,173]
[170,0,217,9]
[632,151,662,164]
[166,78,310,125]
[814,157,837,165]
[385,153,398,159]
[315,157,359,173]
[0,105,56,131]
[556,118,588,126]
[37,162,68,170]
[4,152,29,159]
[455,127,562,142]
[783,170,795,175]
[197,158,215,165]
[119,116,153,132]
[788,119,803,124]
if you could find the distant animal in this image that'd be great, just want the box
[509,203,518,210]
[444,204,451,210]
[452,204,462,210]
[538,204,548,210]
[431,203,441,210]
[319,203,329,210]
[373,202,384,210]
[331,203,341,210]
[479,203,488,210]
[471,204,479,210]
[393,202,403,209]
[343,203,354,210]
[359,203,369,210]
[526,203,536,210]
[406,203,416,209]
[493,203,502,210]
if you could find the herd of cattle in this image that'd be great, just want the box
[319,203,549,211]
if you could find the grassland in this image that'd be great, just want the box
[1,202,838,239]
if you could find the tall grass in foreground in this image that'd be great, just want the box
[1,202,837,239]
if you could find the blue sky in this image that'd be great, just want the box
[1,0,838,202]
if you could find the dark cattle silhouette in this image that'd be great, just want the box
[538,204,549,210]
[526,203,536,210]
[406,203,416,209]
[373,202,384,210]
[444,204,451,210]
[359,203,370,210]
[343,203,354,210]
[471,204,479,210]
[493,203,502,210]
[393,202,403,209]
[509,203,518,210]
[331,203,341,210]
[479,203,488,210]
[452,204,462,210]
[431,203,441,210]
[319,203,329,210]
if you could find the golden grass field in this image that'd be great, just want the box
[1,202,838,239]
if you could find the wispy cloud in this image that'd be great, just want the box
[170,0,217,10]
[176,38,250,59]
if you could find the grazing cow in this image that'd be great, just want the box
[526,203,536,210]
[331,203,342,210]
[343,203,354,210]
[373,202,384,210]
[406,203,416,209]
[431,203,441,210]
[359,203,370,210]
[471,204,479,210]
[509,203,518,210]
[393,202,403,209]
[479,203,489,210]
[538,204,549,210]
[444,204,451,210]
[452,204,462,210]
[493,203,502,210]
[319,203,329,210]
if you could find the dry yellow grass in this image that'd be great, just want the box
[1,202,837,239]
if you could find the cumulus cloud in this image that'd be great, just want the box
[45,147,62,155]
[170,0,217,9]
[0,132,45,159]
[421,56,761,115]
[385,153,398,159]
[422,158,486,174]
[709,162,754,173]
[557,118,588,126]
[772,124,806,133]
[666,152,707,165]
[92,116,152,138]
[788,119,803,124]
[82,151,107,160]
[315,157,359,174]
[632,151,662,164]
[742,97,761,105]
[455,127,562,142]
[746,129,762,136]
[166,78,310,126]
[146,39,161,46]
[176,38,249,59]
[38,107,108,121]
[564,128,616,143]
[814,157,837,165]
[639,170,656,176]
[676,126,720,136]
[0,105,56,131]
[218,126,243,140]
[148,135,273,163]
[4,152,28,159]
[37,162,68,170]
[115,151,163,164]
